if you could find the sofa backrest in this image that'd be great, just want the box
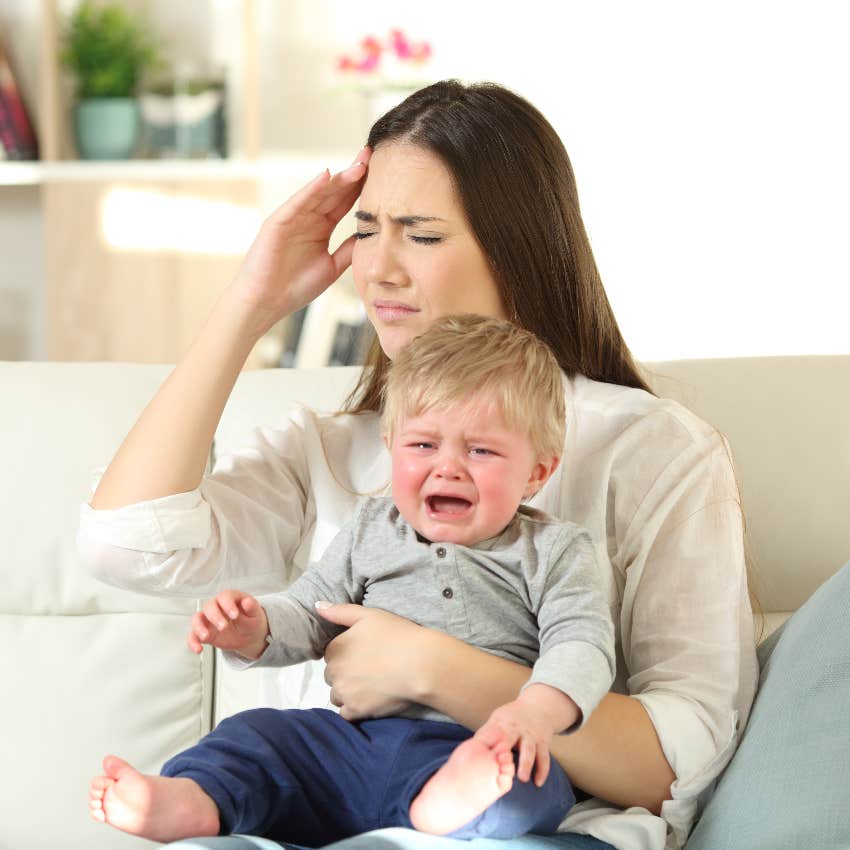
[1,362,211,850]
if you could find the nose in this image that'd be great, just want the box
[435,451,467,480]
[365,230,408,289]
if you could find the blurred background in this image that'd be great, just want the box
[0,0,847,369]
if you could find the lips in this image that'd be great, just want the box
[373,301,420,322]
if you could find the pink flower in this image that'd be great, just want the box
[336,29,432,77]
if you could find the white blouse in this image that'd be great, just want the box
[77,372,759,850]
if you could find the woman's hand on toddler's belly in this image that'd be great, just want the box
[318,602,421,720]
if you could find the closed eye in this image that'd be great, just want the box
[353,231,441,245]
[470,447,496,456]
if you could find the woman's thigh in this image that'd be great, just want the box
[163,830,613,850]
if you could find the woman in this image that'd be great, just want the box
[80,81,758,850]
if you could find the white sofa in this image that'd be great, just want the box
[3,356,849,850]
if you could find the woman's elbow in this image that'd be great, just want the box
[77,532,154,592]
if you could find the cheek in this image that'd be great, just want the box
[391,458,423,502]
[351,244,368,296]
[476,468,525,512]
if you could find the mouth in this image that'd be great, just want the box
[425,495,474,520]
[373,301,420,323]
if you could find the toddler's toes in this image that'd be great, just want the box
[495,751,515,792]
[90,776,113,798]
[102,754,135,780]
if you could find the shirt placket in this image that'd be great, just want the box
[432,543,471,641]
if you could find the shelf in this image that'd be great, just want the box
[0,163,45,186]
[0,154,352,186]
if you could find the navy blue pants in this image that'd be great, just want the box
[161,708,575,846]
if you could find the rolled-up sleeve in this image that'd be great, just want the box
[77,411,314,598]
[614,419,757,837]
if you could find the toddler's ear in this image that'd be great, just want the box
[525,456,560,497]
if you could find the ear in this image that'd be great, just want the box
[524,456,560,498]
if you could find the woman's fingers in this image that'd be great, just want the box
[329,233,358,279]
[315,161,368,217]
[268,147,370,226]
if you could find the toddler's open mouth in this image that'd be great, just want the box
[426,495,473,517]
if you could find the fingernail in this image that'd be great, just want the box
[229,609,238,619]
[315,601,331,610]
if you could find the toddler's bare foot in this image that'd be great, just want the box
[409,737,515,835]
[88,754,220,842]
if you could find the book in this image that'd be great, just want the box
[0,39,37,160]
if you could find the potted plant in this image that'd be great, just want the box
[61,0,160,159]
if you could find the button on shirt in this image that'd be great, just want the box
[77,372,758,850]
[230,497,615,728]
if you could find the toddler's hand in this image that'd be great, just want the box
[474,686,578,787]
[187,590,269,661]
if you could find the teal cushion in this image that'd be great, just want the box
[686,561,850,849]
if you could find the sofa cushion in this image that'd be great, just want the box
[685,560,850,850]
[2,612,212,850]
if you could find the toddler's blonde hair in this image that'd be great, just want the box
[381,314,566,459]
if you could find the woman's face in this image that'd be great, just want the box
[352,143,507,359]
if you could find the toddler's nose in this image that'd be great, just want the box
[435,454,465,479]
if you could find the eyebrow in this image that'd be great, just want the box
[355,211,446,226]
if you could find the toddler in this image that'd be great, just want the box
[88,314,615,845]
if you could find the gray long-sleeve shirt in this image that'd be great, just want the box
[229,496,615,728]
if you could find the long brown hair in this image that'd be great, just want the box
[343,79,652,414]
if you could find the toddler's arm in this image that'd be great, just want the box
[475,683,579,786]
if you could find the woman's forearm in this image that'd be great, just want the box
[416,631,674,814]
[90,285,276,509]
[552,692,674,814]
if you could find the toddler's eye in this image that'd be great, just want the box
[470,447,494,456]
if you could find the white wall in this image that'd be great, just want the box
[259,0,850,360]
[1,0,847,361]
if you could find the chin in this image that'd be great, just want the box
[377,329,417,361]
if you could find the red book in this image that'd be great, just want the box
[0,39,37,159]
